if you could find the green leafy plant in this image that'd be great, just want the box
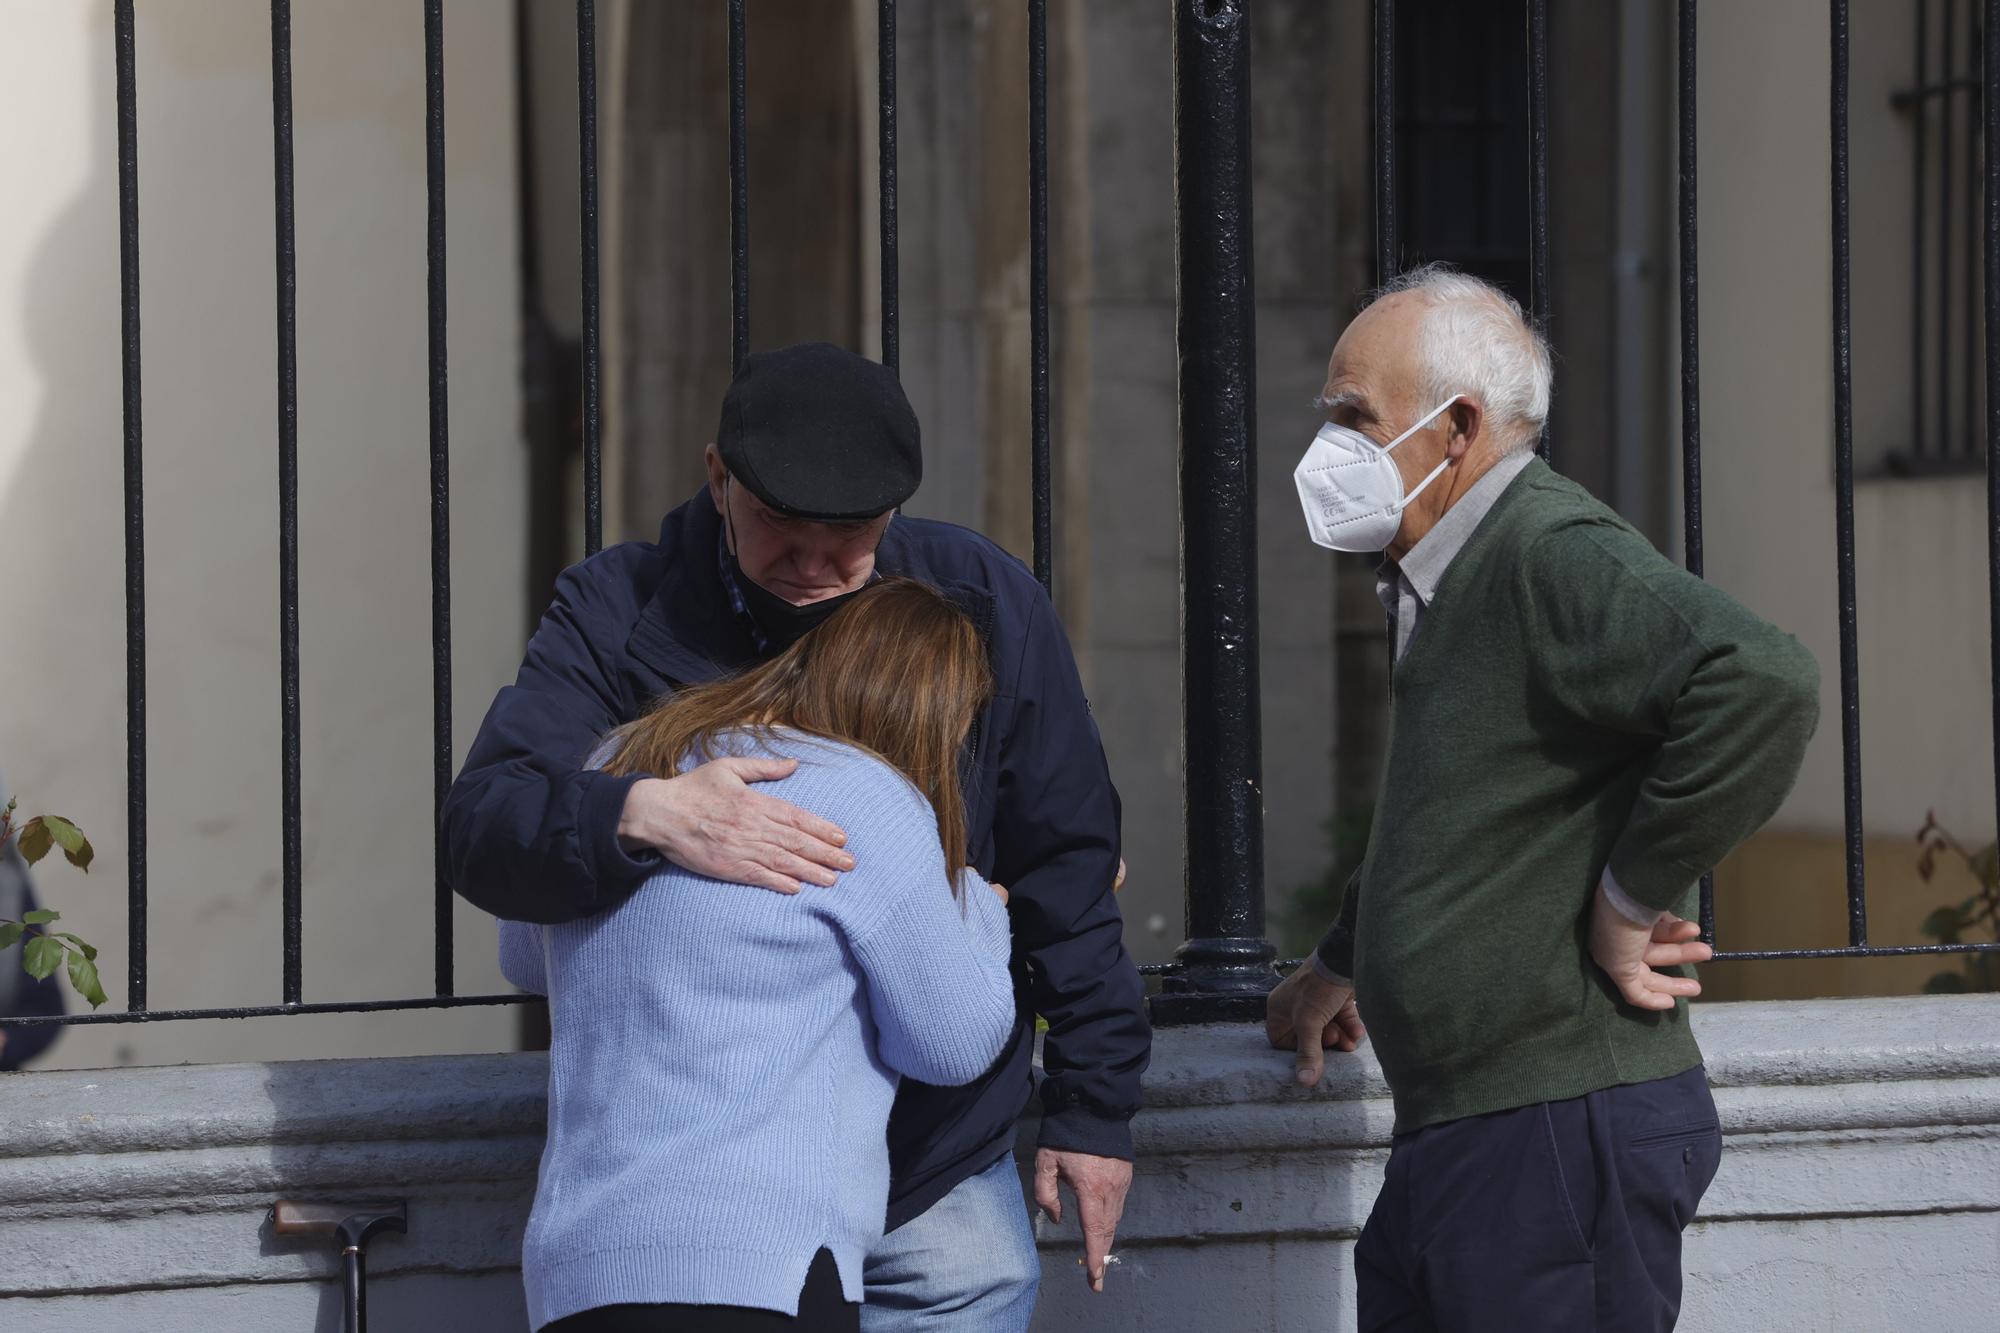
[1915,812,1998,994]
[1,796,107,1009]
[1278,804,1374,960]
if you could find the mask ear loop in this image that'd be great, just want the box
[1396,452,1456,513]
[1378,394,1463,455]
[721,475,742,560]
[1383,395,1464,513]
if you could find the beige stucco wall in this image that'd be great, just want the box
[1697,0,1991,842]
[1693,0,1990,986]
[0,0,526,1067]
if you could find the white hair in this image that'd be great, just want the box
[1364,262,1552,452]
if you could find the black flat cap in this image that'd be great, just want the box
[716,342,922,521]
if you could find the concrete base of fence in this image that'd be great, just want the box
[0,994,1995,1332]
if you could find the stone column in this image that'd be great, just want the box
[612,0,861,538]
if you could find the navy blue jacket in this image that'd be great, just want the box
[444,491,1150,1228]
[0,830,65,1071]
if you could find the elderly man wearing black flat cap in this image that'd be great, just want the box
[446,341,1149,1330]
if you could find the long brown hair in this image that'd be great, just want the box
[603,577,992,891]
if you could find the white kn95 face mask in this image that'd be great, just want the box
[1292,395,1461,553]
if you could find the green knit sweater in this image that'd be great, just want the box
[1317,460,1819,1133]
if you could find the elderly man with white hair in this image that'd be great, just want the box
[1265,263,1820,1332]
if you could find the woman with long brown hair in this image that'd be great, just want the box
[500,578,1017,1333]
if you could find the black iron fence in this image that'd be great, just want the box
[6,0,2000,1035]
[1893,0,1988,474]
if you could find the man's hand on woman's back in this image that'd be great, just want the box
[617,757,855,894]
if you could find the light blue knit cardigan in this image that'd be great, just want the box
[499,729,1016,1328]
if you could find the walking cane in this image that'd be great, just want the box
[272,1199,407,1333]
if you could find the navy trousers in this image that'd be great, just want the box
[1355,1065,1722,1333]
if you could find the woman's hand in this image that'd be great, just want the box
[989,880,1009,906]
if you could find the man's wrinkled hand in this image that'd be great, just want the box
[1265,964,1366,1089]
[1034,1148,1132,1293]
[1588,883,1713,1011]
[617,758,854,894]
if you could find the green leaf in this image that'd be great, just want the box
[22,935,63,981]
[1970,842,1999,890]
[0,923,22,951]
[1921,906,1965,942]
[42,816,82,854]
[52,932,97,962]
[15,817,51,866]
[20,909,58,926]
[1924,971,1970,994]
[41,816,92,872]
[65,948,106,1009]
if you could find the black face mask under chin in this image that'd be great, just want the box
[721,487,869,653]
[737,569,865,653]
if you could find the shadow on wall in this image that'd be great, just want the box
[5,1,529,1070]
[3,5,321,1064]
[2,7,138,1059]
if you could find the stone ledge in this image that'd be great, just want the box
[0,995,1994,1310]
[1128,993,2000,1110]
[7,994,1992,1161]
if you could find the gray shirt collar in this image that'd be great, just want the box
[1379,449,1536,609]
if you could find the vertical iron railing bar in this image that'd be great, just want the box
[114,0,148,1010]
[1983,0,1998,851]
[879,0,900,374]
[1373,0,1396,286]
[271,0,304,1006]
[1830,0,1869,948]
[729,0,749,374]
[1966,4,1981,459]
[1945,1,1959,460]
[577,0,603,556]
[1916,0,1929,461]
[424,0,453,996]
[1028,0,1053,595]
[1677,0,1716,945]
[1528,0,1552,460]
[1153,0,1273,1026]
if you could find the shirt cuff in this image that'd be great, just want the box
[1314,924,1356,980]
[1600,868,1668,927]
[1036,1102,1136,1162]
[1309,953,1351,987]
[579,769,665,906]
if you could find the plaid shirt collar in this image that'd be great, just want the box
[717,525,770,656]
